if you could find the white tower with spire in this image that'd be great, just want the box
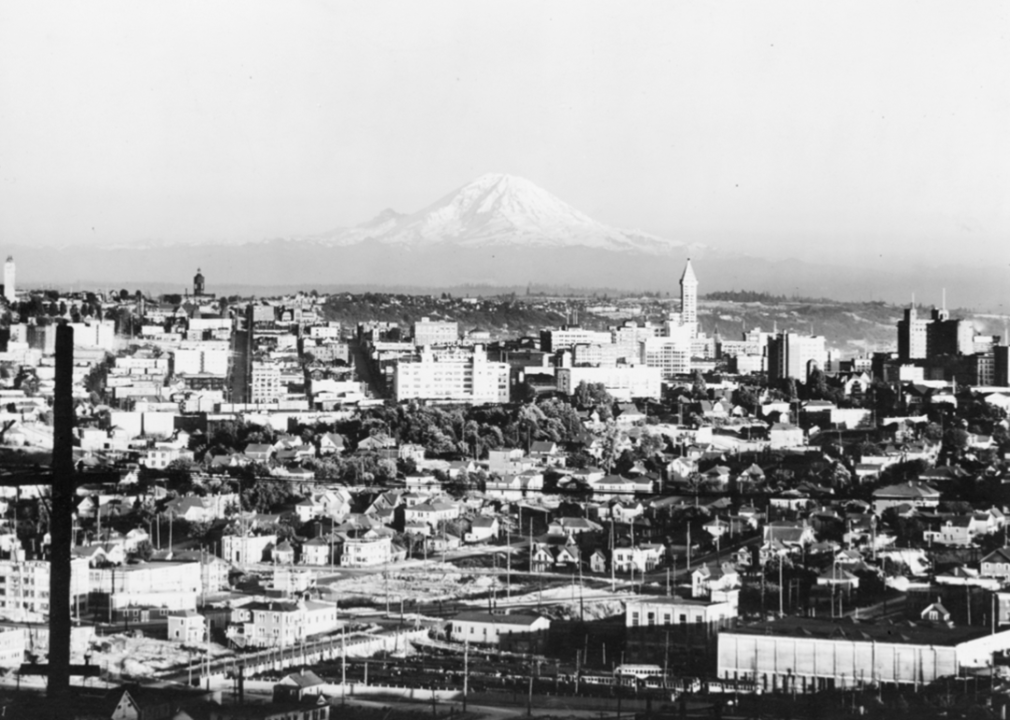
[3,256,14,303]
[679,258,698,325]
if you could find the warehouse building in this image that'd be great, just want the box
[717,617,1010,692]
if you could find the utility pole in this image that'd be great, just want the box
[463,640,469,711]
[779,557,784,616]
[507,528,512,601]
[610,518,615,591]
[687,524,691,571]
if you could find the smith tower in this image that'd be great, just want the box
[679,258,698,325]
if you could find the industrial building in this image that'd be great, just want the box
[717,617,1010,692]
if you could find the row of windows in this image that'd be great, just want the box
[630,611,704,626]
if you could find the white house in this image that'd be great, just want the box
[167,610,205,644]
[465,517,500,544]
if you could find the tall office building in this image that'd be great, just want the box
[995,346,1009,386]
[3,256,14,303]
[926,305,974,357]
[229,304,255,403]
[897,303,929,361]
[897,293,974,361]
[679,258,698,326]
[767,332,828,382]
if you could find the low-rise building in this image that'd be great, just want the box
[227,599,340,649]
[446,612,550,646]
[339,527,393,567]
[872,482,941,515]
[222,534,277,565]
[624,596,736,628]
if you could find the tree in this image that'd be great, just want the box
[635,431,666,460]
[599,421,621,474]
[733,384,761,415]
[691,370,708,400]
[574,381,614,410]
[806,368,829,400]
[129,539,155,562]
[922,422,943,443]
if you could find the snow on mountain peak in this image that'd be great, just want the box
[304,174,687,254]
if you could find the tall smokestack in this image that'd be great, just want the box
[48,324,75,707]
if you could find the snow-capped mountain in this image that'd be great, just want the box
[300,173,688,254]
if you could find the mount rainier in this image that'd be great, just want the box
[294,173,690,255]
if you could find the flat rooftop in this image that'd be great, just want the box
[724,617,999,647]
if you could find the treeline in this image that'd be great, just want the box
[322,293,572,336]
[703,290,791,303]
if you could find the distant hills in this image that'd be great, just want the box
[7,173,1007,310]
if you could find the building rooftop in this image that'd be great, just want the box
[725,617,996,646]
[452,612,545,626]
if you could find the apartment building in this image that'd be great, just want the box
[413,317,459,347]
[228,599,340,648]
[394,349,509,404]
[0,558,90,616]
[250,362,283,404]
[555,365,661,401]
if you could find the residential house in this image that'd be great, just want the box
[465,517,500,544]
[339,527,393,567]
[272,541,295,565]
[404,500,460,528]
[404,473,441,493]
[816,565,860,591]
[692,562,741,600]
[547,517,602,539]
[274,671,326,702]
[301,537,336,566]
[426,531,462,554]
[317,433,347,456]
[167,610,205,644]
[485,471,544,500]
[243,444,274,463]
[872,482,942,515]
[612,544,664,574]
[982,548,1010,579]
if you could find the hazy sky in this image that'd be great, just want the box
[1,1,1007,267]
